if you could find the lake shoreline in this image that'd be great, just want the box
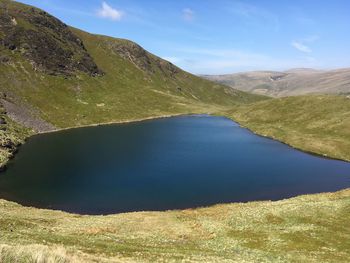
[1,187,349,262]
[0,113,205,171]
[36,113,189,135]
[29,113,350,163]
[227,118,350,164]
[2,114,350,215]
[2,112,349,173]
[1,187,350,216]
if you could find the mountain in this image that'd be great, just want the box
[0,0,263,130]
[0,0,265,167]
[203,68,350,97]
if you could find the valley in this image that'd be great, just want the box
[0,0,349,262]
[204,68,350,97]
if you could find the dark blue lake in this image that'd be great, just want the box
[0,115,349,214]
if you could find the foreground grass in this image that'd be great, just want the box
[0,189,349,262]
[226,95,350,161]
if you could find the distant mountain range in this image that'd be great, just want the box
[203,68,350,97]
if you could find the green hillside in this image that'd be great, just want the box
[0,0,265,167]
[0,0,263,130]
[226,95,350,161]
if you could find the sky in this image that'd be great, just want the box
[16,0,350,74]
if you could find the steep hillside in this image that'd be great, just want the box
[0,0,102,76]
[0,0,264,131]
[204,68,350,97]
[0,0,265,167]
[225,95,350,161]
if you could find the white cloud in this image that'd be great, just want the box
[182,8,194,21]
[291,35,319,53]
[291,41,312,53]
[97,2,123,21]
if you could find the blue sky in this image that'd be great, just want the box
[17,0,350,74]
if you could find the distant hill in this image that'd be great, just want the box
[203,68,350,97]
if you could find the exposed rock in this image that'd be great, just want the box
[107,40,179,76]
[0,1,103,77]
[0,55,10,64]
[1,138,16,151]
[1,99,55,133]
[11,17,17,25]
[0,117,7,124]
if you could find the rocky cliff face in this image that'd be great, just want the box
[106,39,179,77]
[0,0,102,76]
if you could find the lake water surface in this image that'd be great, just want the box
[0,115,349,214]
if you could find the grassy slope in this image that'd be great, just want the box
[0,0,264,166]
[0,0,263,128]
[1,189,349,262]
[0,38,259,128]
[225,95,350,161]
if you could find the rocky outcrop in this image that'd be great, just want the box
[1,98,55,133]
[107,40,179,76]
[0,0,103,76]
